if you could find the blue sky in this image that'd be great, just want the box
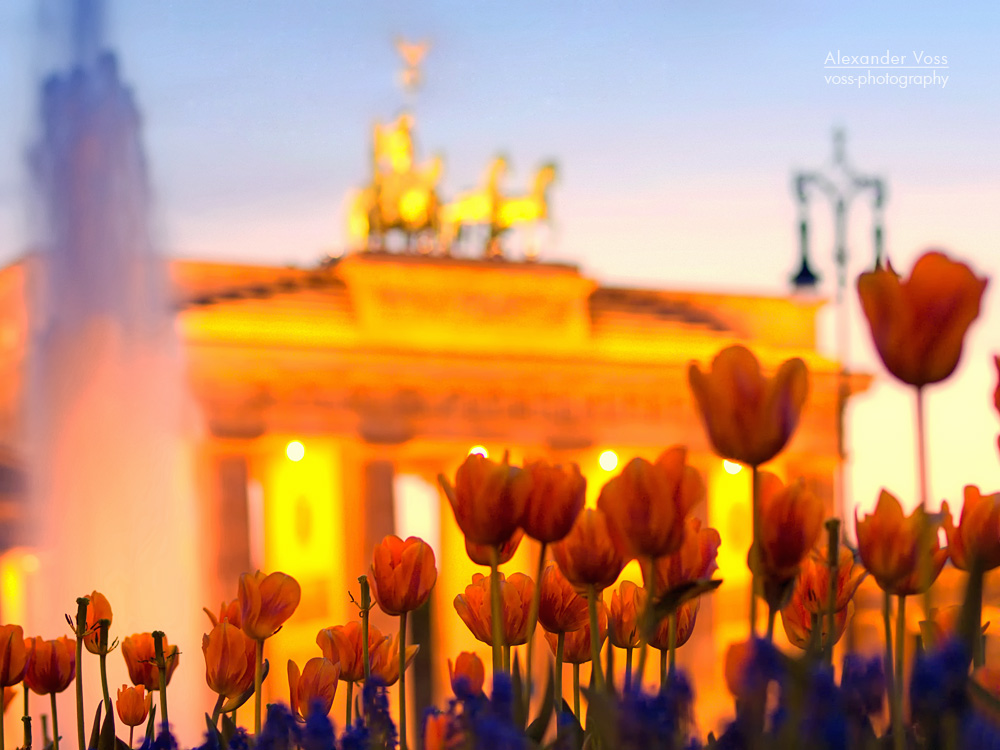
[1,0,999,512]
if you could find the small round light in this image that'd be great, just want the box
[286,441,305,462]
[21,554,39,573]
[723,460,742,475]
[469,445,488,458]
[599,450,618,471]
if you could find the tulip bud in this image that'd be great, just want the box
[122,633,180,691]
[608,580,642,649]
[856,490,948,595]
[857,251,987,387]
[943,486,1000,572]
[551,508,625,592]
[521,460,586,543]
[116,684,151,727]
[238,570,301,641]
[454,572,535,646]
[537,564,589,635]
[24,636,76,695]
[202,622,256,698]
[448,652,485,696]
[83,591,113,655]
[688,345,809,467]
[370,535,437,615]
[0,625,27,687]
[288,657,339,720]
[439,452,532,547]
[466,529,523,567]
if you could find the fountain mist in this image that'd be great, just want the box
[24,0,208,743]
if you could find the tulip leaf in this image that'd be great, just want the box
[204,713,224,747]
[553,699,583,750]
[144,704,157,745]
[651,578,723,623]
[116,739,131,750]
[219,659,270,713]
[221,712,238,747]
[96,704,116,750]
[88,703,102,750]
[526,669,555,743]
[511,651,526,729]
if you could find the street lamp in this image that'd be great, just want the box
[791,129,886,520]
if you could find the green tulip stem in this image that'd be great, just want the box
[346,681,354,728]
[586,584,604,690]
[825,519,841,665]
[211,694,225,727]
[98,620,112,713]
[399,610,408,750]
[489,545,505,674]
[625,646,633,693]
[572,663,581,721]
[555,632,564,714]
[50,692,60,750]
[766,605,777,643]
[895,595,906,750]
[668,612,678,677]
[659,648,667,687]
[915,386,934,623]
[634,556,655,692]
[253,637,263,736]
[360,576,372,685]
[750,464,762,636]
[74,596,89,750]
[153,631,170,733]
[882,591,901,750]
[22,681,30,750]
[129,725,134,749]
[525,541,547,714]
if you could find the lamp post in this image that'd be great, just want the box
[790,129,885,522]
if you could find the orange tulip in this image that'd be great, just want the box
[780,584,853,650]
[84,590,113,655]
[646,517,721,593]
[545,600,607,664]
[688,345,809,467]
[0,625,27,687]
[288,657,339,719]
[448,652,485,696]
[857,251,988,387]
[537,563,589,635]
[466,529,523,567]
[796,545,866,616]
[317,622,387,683]
[551,508,626,592]
[116,684,151,727]
[856,489,948,595]
[370,535,437,616]
[649,598,700,651]
[757,472,824,583]
[121,632,180,691]
[608,580,642,649]
[238,570,301,641]
[424,711,460,750]
[454,572,535,646]
[597,449,704,561]
[439,452,532,547]
[24,636,75,695]
[943,486,1000,572]
[521,460,586,543]
[203,599,242,629]
[202,621,256,698]
[369,631,418,686]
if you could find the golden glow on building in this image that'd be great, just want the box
[0,249,870,736]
